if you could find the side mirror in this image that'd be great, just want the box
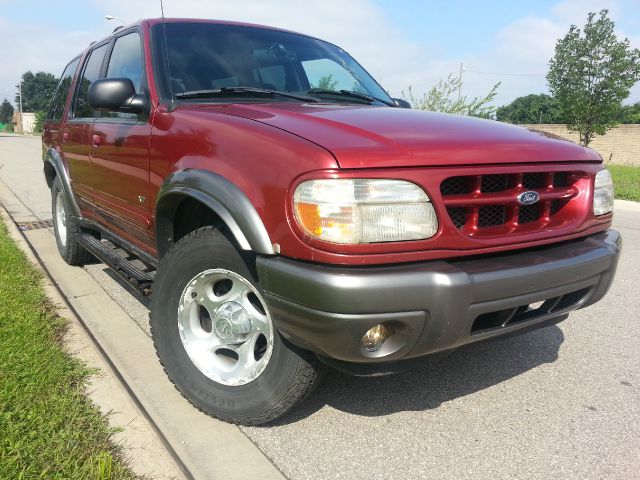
[88,78,149,114]
[392,98,412,109]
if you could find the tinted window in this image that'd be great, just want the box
[106,33,144,92]
[104,33,144,119]
[151,23,392,104]
[74,43,109,118]
[47,58,79,121]
[302,58,365,92]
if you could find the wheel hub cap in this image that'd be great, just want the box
[214,302,251,339]
[177,269,274,386]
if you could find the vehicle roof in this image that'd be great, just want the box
[80,17,319,57]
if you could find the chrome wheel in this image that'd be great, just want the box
[177,269,274,386]
[55,191,67,247]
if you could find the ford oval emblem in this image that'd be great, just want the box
[517,191,540,205]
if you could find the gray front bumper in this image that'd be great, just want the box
[257,230,621,364]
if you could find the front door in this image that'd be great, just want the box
[64,42,110,212]
[87,30,154,252]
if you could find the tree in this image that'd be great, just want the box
[314,74,338,90]
[496,94,565,124]
[616,102,640,124]
[547,10,640,146]
[15,71,58,113]
[403,73,500,118]
[33,111,47,133]
[0,98,14,124]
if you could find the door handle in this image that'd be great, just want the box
[92,134,101,147]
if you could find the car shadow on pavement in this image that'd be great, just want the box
[92,263,565,424]
[274,324,565,424]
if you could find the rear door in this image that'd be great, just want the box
[42,57,80,153]
[64,42,110,211]
[87,30,154,249]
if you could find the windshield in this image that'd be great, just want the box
[151,22,392,105]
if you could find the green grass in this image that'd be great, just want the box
[608,164,640,202]
[0,219,136,479]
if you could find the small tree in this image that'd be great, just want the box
[313,74,338,90]
[403,73,500,118]
[547,10,640,146]
[0,98,14,124]
[33,111,47,133]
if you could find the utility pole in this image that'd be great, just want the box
[457,62,464,102]
[18,81,23,133]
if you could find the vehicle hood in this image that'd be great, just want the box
[199,103,601,168]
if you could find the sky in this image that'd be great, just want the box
[0,0,639,109]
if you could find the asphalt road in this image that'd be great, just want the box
[1,133,639,480]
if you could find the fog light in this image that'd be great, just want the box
[362,324,390,352]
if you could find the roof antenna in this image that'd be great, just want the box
[160,0,176,111]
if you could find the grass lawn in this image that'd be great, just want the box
[0,219,135,479]
[608,164,640,202]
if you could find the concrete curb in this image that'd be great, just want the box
[615,199,640,213]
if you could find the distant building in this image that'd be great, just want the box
[12,111,36,134]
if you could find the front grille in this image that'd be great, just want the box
[518,204,539,224]
[481,174,508,192]
[478,205,506,227]
[440,171,579,236]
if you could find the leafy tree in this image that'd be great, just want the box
[15,71,58,112]
[33,111,47,133]
[403,73,500,118]
[547,10,640,145]
[616,102,640,124]
[496,94,565,124]
[0,98,14,124]
[314,74,338,90]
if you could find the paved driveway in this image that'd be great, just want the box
[1,134,639,479]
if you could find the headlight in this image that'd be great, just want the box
[593,169,614,216]
[293,179,438,244]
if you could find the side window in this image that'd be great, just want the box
[106,33,144,91]
[47,58,80,121]
[74,44,109,118]
[104,33,144,119]
[302,58,364,92]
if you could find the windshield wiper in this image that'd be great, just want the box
[307,88,395,106]
[174,87,321,103]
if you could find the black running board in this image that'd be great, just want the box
[78,233,154,295]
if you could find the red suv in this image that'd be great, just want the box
[42,18,620,425]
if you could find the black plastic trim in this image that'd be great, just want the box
[257,230,621,363]
[76,217,159,268]
[78,232,153,295]
[43,148,82,218]
[156,169,274,257]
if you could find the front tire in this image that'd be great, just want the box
[150,226,324,425]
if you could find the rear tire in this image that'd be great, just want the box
[51,177,93,265]
[150,226,324,425]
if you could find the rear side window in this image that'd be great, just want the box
[47,58,80,121]
[104,33,144,119]
[74,43,109,118]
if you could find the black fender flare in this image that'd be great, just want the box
[43,148,82,219]
[156,169,275,257]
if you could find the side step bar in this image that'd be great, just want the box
[78,233,154,295]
